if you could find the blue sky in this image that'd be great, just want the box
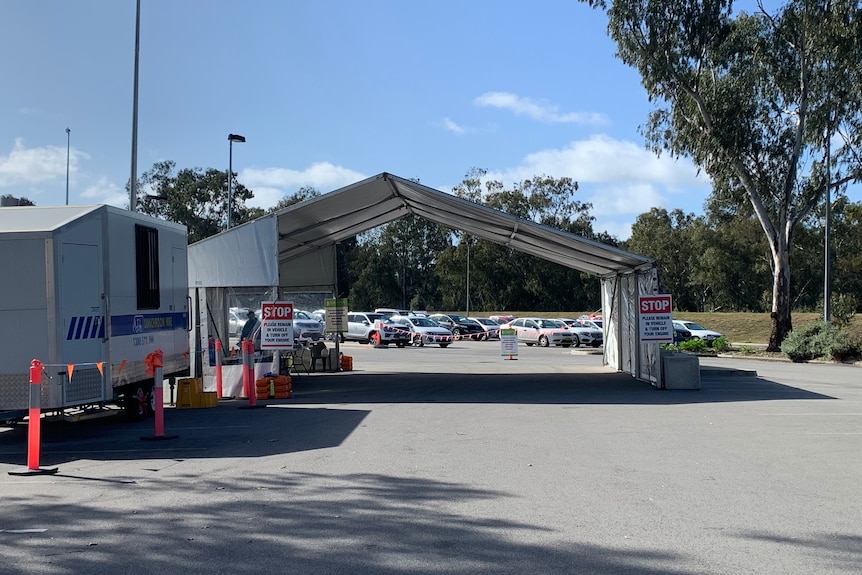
[1,1,854,240]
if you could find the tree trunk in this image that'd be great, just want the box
[767,246,793,352]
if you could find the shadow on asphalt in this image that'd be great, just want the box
[0,370,831,468]
[2,468,858,575]
[287,370,834,405]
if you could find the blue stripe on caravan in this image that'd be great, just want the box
[89,317,101,339]
[81,316,93,339]
[66,317,78,340]
[74,317,85,339]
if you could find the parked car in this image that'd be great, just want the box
[469,317,501,340]
[673,320,722,345]
[574,318,603,331]
[390,315,453,347]
[228,307,250,337]
[374,307,410,319]
[673,324,692,343]
[257,308,324,346]
[556,318,603,347]
[428,313,487,339]
[500,317,575,347]
[345,312,411,347]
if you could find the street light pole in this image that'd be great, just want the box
[227,133,246,229]
[65,128,70,205]
[466,236,470,317]
[129,0,141,212]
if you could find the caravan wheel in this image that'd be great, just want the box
[123,384,154,421]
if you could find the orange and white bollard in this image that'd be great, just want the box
[8,359,58,476]
[239,339,264,409]
[245,339,256,407]
[141,349,178,441]
[214,338,224,398]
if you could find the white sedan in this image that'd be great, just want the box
[390,315,454,348]
[673,320,723,344]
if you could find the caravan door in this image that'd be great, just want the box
[60,242,106,405]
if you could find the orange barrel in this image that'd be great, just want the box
[341,355,353,371]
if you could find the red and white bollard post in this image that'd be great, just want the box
[214,338,224,398]
[141,349,178,441]
[8,359,58,476]
[245,339,257,408]
[239,339,264,409]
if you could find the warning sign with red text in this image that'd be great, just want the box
[638,294,674,344]
[260,302,295,350]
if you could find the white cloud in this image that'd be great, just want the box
[245,186,286,210]
[485,135,707,190]
[474,92,608,126]
[80,176,128,208]
[0,138,88,187]
[241,162,366,193]
[442,117,467,134]
[474,134,712,240]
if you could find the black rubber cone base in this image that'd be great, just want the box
[140,434,179,441]
[8,466,59,476]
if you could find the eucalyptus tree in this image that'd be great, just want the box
[135,160,261,243]
[627,208,702,310]
[584,0,862,350]
[267,185,321,212]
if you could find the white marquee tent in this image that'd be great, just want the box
[189,173,664,384]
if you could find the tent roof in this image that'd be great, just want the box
[271,172,654,277]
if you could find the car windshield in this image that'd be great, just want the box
[294,310,312,320]
[448,314,467,322]
[410,317,437,327]
[683,322,706,330]
[538,319,565,329]
[385,318,407,326]
[474,318,498,325]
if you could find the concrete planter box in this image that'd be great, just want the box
[661,351,701,390]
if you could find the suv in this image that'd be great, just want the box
[346,312,411,347]
[428,313,486,340]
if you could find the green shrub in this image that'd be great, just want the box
[679,338,708,353]
[829,293,858,328]
[781,322,861,362]
[712,336,731,352]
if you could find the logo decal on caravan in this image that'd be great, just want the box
[66,316,106,340]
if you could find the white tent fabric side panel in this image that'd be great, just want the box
[602,268,660,384]
[602,276,619,371]
[278,245,336,292]
[188,216,278,288]
[638,268,661,386]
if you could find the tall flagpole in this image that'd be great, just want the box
[130,0,141,211]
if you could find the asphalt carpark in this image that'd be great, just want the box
[1,341,860,575]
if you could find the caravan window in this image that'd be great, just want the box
[135,224,160,309]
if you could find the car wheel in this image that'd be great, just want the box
[396,341,405,348]
[538,335,550,347]
[413,334,424,347]
[439,343,449,348]
[452,328,463,337]
[573,335,581,348]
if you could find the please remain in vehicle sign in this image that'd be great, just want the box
[638,294,674,344]
[260,302,295,350]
